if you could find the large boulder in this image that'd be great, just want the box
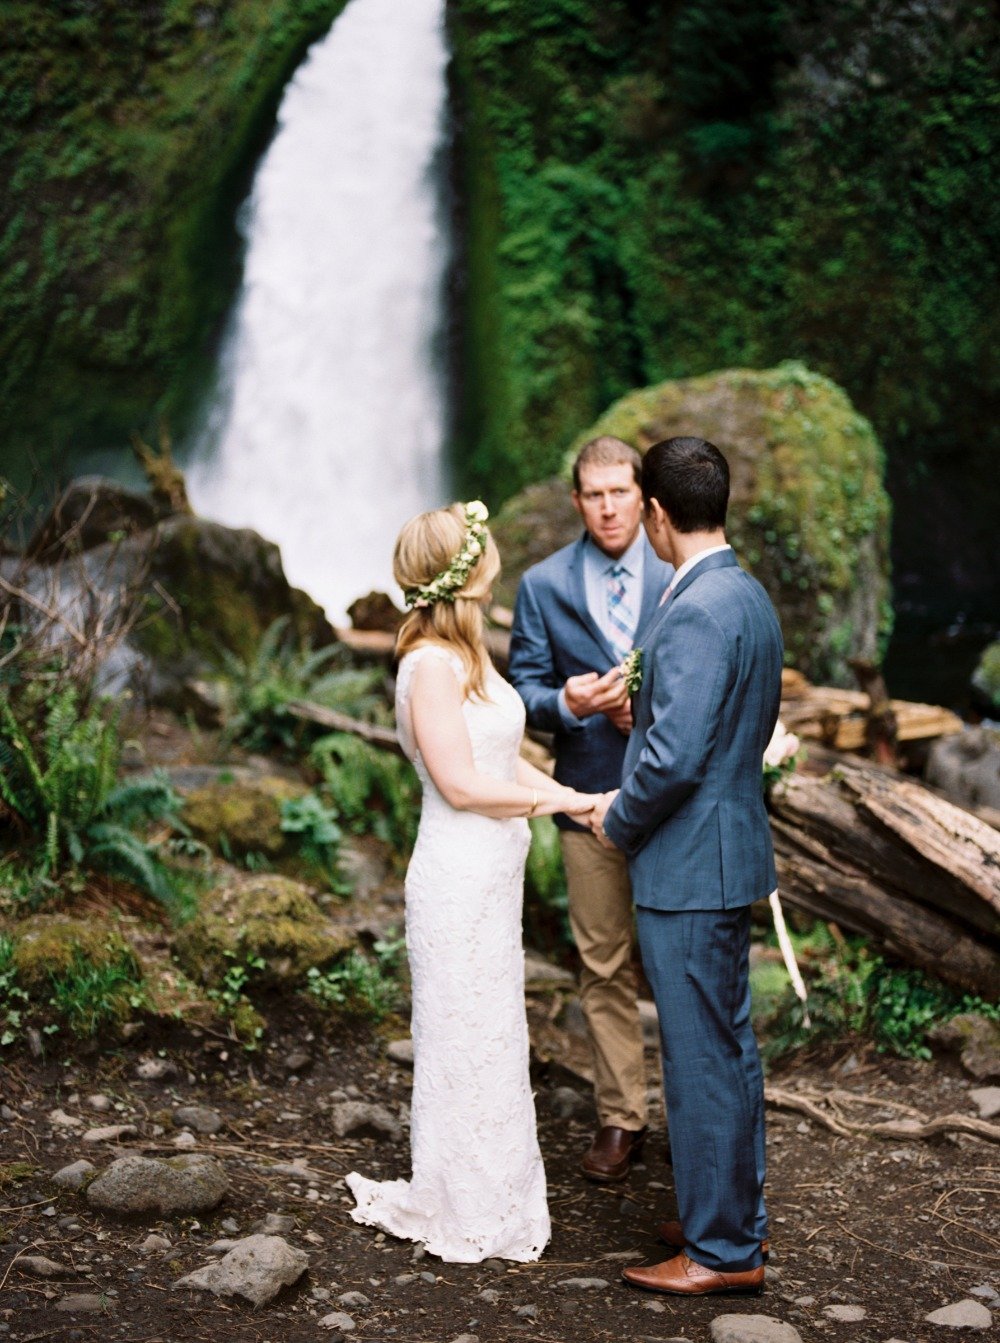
[926,727,1000,813]
[180,775,309,863]
[492,362,891,685]
[171,872,354,990]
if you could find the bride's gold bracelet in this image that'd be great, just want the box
[526,788,539,818]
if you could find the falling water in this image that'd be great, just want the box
[187,0,450,622]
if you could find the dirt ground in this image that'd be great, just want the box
[1,1002,997,1343]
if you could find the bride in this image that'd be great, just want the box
[347,501,596,1262]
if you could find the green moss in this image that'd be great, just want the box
[972,641,1000,709]
[182,776,305,859]
[11,915,135,990]
[171,873,353,988]
[1,1,350,477]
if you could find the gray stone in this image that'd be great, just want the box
[86,1153,228,1217]
[52,1160,95,1191]
[929,1014,1000,1081]
[386,1038,415,1067]
[17,1256,73,1279]
[968,1285,998,1301]
[559,1277,610,1290]
[254,1212,296,1235]
[547,1086,591,1120]
[924,1299,993,1329]
[82,1124,138,1144]
[135,1057,178,1082]
[318,1312,357,1331]
[710,1315,805,1343]
[514,1303,537,1319]
[139,1233,171,1254]
[49,1108,83,1128]
[642,1299,667,1313]
[926,727,1000,812]
[338,1291,370,1308]
[284,1049,312,1073]
[55,1293,110,1314]
[969,1087,1000,1120]
[173,1234,308,1306]
[448,1336,480,1343]
[174,1105,223,1134]
[173,1130,197,1150]
[330,1100,402,1142]
[478,1288,500,1304]
[824,1305,867,1322]
[394,1273,419,1285]
[220,1217,240,1233]
[419,1270,437,1283]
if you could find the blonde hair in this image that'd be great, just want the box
[393,504,500,700]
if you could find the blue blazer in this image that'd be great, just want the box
[603,549,783,909]
[509,533,673,829]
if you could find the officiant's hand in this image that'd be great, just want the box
[588,790,619,849]
[565,667,631,730]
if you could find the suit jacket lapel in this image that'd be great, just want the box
[568,536,619,665]
[635,538,672,640]
[638,548,740,648]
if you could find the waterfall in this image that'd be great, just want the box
[187,0,450,623]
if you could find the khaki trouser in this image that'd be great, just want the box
[560,828,648,1130]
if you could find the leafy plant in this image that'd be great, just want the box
[0,935,29,1048]
[221,617,384,753]
[46,947,148,1038]
[279,791,344,884]
[309,732,419,855]
[305,933,405,1023]
[522,815,572,955]
[0,684,185,908]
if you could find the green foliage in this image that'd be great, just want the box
[449,0,1000,599]
[205,948,267,1045]
[221,617,384,753]
[0,684,184,908]
[305,933,405,1023]
[972,640,1000,709]
[761,926,1000,1061]
[1,1,351,472]
[279,791,344,885]
[46,947,148,1039]
[522,815,572,954]
[310,733,419,856]
[0,935,30,1048]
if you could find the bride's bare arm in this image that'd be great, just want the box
[410,656,593,819]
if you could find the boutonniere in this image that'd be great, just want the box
[620,647,643,695]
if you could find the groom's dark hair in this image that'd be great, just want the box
[641,436,729,533]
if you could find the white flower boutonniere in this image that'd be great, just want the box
[763,719,801,790]
[620,647,643,695]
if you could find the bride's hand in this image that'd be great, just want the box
[559,790,597,816]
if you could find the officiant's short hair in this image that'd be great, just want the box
[642,437,729,533]
[572,436,642,491]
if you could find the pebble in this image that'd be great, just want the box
[1,1105,16,1120]
[17,1256,72,1279]
[284,1049,312,1073]
[969,1284,999,1304]
[52,1160,95,1191]
[514,1304,538,1319]
[55,1293,110,1314]
[312,1287,331,1301]
[643,1299,667,1312]
[478,1289,500,1305]
[449,1336,479,1343]
[173,1131,197,1149]
[139,1234,171,1254]
[339,1291,371,1308]
[220,1217,239,1234]
[255,1212,296,1235]
[419,1270,437,1283]
[386,1038,415,1066]
[81,1124,138,1144]
[924,1299,993,1329]
[710,1316,804,1343]
[318,1312,357,1331]
[547,1086,591,1120]
[173,1234,308,1306]
[559,1277,610,1290]
[824,1304,867,1322]
[174,1104,223,1134]
[135,1057,178,1081]
[329,1100,402,1141]
[793,1295,816,1307]
[86,1094,112,1111]
[394,1273,419,1286]
[49,1108,84,1128]
[968,1087,1000,1120]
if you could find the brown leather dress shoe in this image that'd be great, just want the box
[656,1219,770,1261]
[580,1125,647,1182]
[622,1251,764,1296]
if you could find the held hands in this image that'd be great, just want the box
[564,667,633,734]
[557,788,599,818]
[587,789,620,849]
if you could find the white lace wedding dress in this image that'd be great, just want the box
[346,647,550,1262]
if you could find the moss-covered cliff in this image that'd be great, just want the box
[0,0,347,479]
[447,0,999,616]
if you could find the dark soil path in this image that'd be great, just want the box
[1,1011,997,1343]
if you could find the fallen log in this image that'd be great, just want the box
[284,700,406,758]
[769,757,1000,998]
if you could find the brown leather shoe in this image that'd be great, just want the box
[622,1251,764,1296]
[656,1218,770,1261]
[580,1125,647,1182]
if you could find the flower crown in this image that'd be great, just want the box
[404,500,491,610]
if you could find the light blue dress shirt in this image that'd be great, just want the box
[558,530,646,727]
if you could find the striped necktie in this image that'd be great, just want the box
[606,563,635,661]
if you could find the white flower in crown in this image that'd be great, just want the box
[466,500,489,523]
[403,499,492,610]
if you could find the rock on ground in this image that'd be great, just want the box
[710,1315,805,1343]
[173,1234,308,1306]
[824,1304,867,1321]
[318,1311,357,1331]
[173,1104,223,1134]
[86,1153,228,1217]
[52,1159,95,1190]
[924,1299,994,1329]
[330,1099,402,1141]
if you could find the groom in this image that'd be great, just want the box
[590,436,782,1296]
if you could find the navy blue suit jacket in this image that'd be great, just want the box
[509,533,673,829]
[603,549,783,907]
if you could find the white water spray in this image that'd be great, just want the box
[188,0,450,622]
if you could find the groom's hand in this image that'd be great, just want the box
[565,667,631,724]
[589,790,619,849]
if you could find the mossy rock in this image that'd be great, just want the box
[171,873,354,989]
[10,916,137,991]
[181,775,308,863]
[972,641,1000,712]
[492,362,891,685]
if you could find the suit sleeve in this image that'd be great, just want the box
[509,574,576,734]
[603,602,733,857]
